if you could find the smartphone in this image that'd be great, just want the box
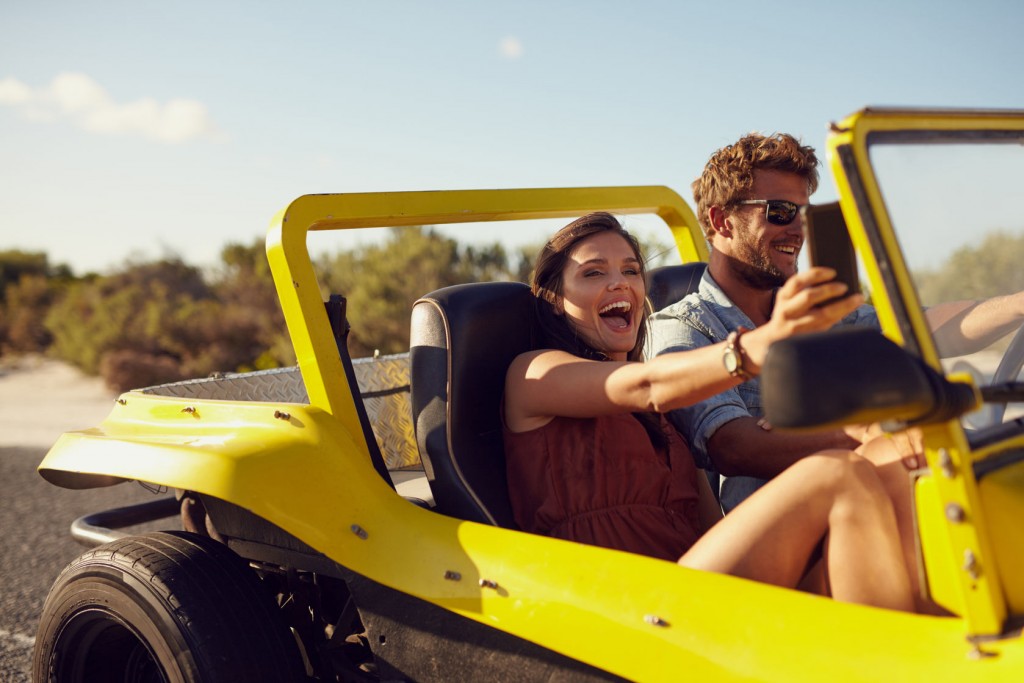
[802,202,860,306]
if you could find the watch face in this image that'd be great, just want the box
[724,348,739,373]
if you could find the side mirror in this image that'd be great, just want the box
[761,328,978,430]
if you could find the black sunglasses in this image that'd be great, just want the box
[735,199,804,226]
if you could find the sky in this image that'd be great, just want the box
[2,0,1023,275]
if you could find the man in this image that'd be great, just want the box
[649,133,1024,512]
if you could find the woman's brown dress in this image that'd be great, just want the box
[504,412,702,561]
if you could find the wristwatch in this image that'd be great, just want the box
[723,327,753,380]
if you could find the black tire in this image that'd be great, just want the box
[32,531,304,683]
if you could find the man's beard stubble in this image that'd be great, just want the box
[731,232,790,290]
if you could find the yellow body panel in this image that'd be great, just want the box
[915,474,965,616]
[825,109,1024,638]
[36,391,1024,681]
[37,170,1024,678]
[978,450,1024,613]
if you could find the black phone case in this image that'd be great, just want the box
[803,202,860,305]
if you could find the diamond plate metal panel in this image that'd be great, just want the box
[140,354,419,469]
[353,354,419,470]
[141,366,309,403]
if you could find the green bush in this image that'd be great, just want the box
[319,227,513,357]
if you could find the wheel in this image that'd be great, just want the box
[32,531,304,683]
[988,324,1024,424]
[950,359,998,429]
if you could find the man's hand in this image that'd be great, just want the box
[708,415,861,478]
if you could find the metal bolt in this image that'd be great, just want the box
[350,524,368,540]
[967,642,996,660]
[963,549,979,580]
[274,410,291,421]
[938,449,955,478]
[479,578,500,590]
[945,503,965,523]
[444,571,462,582]
[644,615,670,628]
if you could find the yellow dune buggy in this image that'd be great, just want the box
[32,108,1024,681]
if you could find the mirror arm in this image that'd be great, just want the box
[980,382,1024,405]
[912,365,980,426]
[880,372,977,432]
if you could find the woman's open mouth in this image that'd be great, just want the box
[598,300,633,330]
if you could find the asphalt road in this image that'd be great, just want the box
[0,445,173,682]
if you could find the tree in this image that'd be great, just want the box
[913,231,1024,306]
[1,274,56,352]
[213,240,293,369]
[318,227,513,357]
[46,258,216,388]
[0,250,75,354]
[0,250,50,303]
[20,219,682,386]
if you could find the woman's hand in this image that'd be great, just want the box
[741,267,864,370]
[843,422,886,446]
[857,428,924,470]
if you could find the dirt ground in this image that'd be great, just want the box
[0,355,118,450]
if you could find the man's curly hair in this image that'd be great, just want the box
[692,133,820,237]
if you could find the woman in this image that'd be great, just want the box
[503,212,915,612]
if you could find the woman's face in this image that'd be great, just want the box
[558,231,645,361]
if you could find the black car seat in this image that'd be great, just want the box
[409,281,535,527]
[646,262,707,313]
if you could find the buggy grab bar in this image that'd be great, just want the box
[70,496,180,547]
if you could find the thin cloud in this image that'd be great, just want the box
[0,72,221,144]
[499,36,523,60]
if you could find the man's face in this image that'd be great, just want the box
[726,170,809,289]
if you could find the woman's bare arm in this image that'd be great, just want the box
[505,268,862,433]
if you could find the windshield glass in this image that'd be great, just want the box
[869,133,1024,430]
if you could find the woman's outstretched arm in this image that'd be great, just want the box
[505,268,862,433]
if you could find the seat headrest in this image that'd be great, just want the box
[646,262,707,313]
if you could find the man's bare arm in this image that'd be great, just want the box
[928,294,1024,357]
[706,416,859,479]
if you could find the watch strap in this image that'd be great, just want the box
[725,326,753,380]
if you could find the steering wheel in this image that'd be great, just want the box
[987,324,1024,424]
